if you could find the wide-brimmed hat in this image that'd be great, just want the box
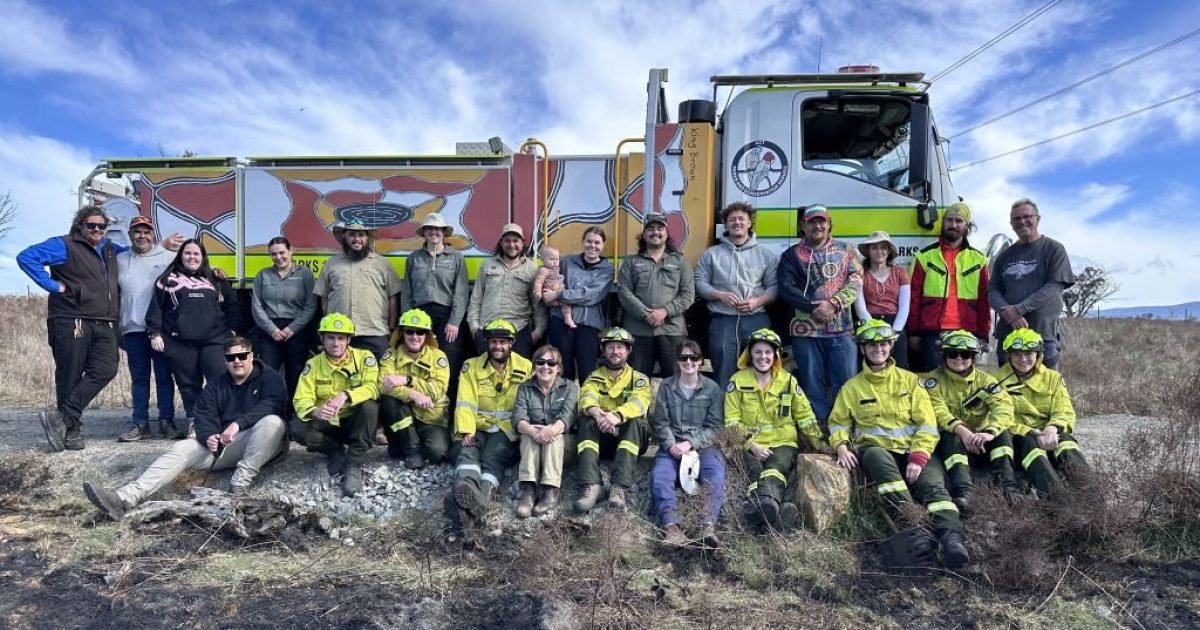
[417,213,454,237]
[331,220,376,239]
[857,230,898,259]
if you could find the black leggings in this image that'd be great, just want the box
[163,336,229,417]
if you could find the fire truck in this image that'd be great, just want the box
[81,65,960,285]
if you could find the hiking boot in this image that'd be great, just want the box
[607,486,628,512]
[662,524,688,547]
[533,486,559,517]
[940,532,970,569]
[83,481,127,520]
[64,425,85,451]
[163,419,188,440]
[118,424,151,442]
[157,420,171,439]
[341,466,364,497]
[700,523,721,549]
[39,411,66,452]
[741,499,764,530]
[515,482,537,518]
[575,484,602,514]
[780,501,799,531]
[759,496,781,531]
[404,452,426,470]
[454,479,492,518]
[325,444,348,476]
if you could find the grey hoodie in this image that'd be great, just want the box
[116,244,173,333]
[552,254,614,330]
[695,233,778,316]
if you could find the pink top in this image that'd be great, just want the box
[862,265,909,315]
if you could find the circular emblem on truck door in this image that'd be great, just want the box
[731,140,789,197]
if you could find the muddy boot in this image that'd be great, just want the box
[741,499,764,530]
[164,419,188,441]
[443,493,465,541]
[533,486,559,517]
[83,481,128,520]
[940,532,970,569]
[325,444,347,477]
[700,523,721,549]
[780,501,799,531]
[454,479,493,519]
[662,524,688,547]
[341,465,364,497]
[759,496,782,531]
[607,486,628,512]
[575,484,602,514]
[39,411,66,452]
[515,482,537,518]
[405,452,426,470]
[64,421,85,451]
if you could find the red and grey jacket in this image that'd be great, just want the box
[907,240,990,338]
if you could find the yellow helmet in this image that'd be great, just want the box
[939,330,982,354]
[600,327,634,348]
[482,319,517,340]
[1003,328,1044,353]
[318,313,355,336]
[747,328,782,349]
[398,308,433,332]
[855,319,898,343]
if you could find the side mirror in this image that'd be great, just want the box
[916,200,937,230]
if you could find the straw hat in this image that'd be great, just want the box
[417,213,454,237]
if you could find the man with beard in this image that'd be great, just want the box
[777,204,862,424]
[467,223,545,360]
[618,212,695,378]
[292,313,381,496]
[907,203,991,372]
[313,221,402,359]
[724,328,824,532]
[573,328,652,514]
[81,336,289,519]
[447,319,532,535]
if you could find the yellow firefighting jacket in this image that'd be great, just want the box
[829,360,938,455]
[578,365,652,423]
[454,353,532,440]
[380,344,451,426]
[922,366,1014,434]
[724,360,824,451]
[293,347,380,426]
[995,363,1076,435]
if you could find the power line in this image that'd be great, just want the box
[927,0,1063,85]
[852,0,935,66]
[949,27,1200,138]
[949,89,1200,171]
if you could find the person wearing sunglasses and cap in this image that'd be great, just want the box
[511,345,579,518]
[379,308,453,470]
[829,319,970,569]
[649,339,725,547]
[17,206,181,452]
[81,336,289,519]
[907,202,990,372]
[996,328,1088,495]
[724,328,824,533]
[447,319,532,536]
[923,330,1019,511]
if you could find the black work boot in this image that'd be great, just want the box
[759,496,782,531]
[779,501,799,531]
[341,465,364,496]
[404,452,426,470]
[443,493,465,541]
[39,411,66,452]
[940,532,970,569]
[952,494,971,517]
[741,499,764,530]
[454,479,493,518]
[325,443,348,476]
[64,420,85,451]
[83,480,128,520]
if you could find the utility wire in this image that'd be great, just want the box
[928,0,1062,85]
[852,0,934,66]
[949,89,1200,171]
[950,27,1200,138]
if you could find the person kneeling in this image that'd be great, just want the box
[380,308,453,469]
[925,330,1019,510]
[292,313,381,497]
[998,328,1088,495]
[512,345,579,518]
[650,340,725,547]
[830,320,970,569]
[83,337,289,519]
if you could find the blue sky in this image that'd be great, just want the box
[1,0,1198,308]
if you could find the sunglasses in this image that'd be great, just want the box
[678,354,702,363]
[84,222,109,231]
[534,359,559,367]
[224,351,251,363]
[944,351,976,361]
[402,329,427,336]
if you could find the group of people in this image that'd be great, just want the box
[18,198,1084,568]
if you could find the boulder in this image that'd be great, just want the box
[788,453,851,533]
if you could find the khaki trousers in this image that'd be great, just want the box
[518,434,565,488]
[117,415,288,506]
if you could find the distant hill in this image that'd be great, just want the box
[1096,301,1200,320]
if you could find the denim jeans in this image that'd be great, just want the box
[124,332,175,426]
[650,447,726,526]
[707,312,771,386]
[790,334,857,423]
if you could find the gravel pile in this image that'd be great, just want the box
[265,463,456,521]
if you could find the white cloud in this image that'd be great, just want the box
[0,0,137,83]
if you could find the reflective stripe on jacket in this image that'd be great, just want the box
[380,344,451,425]
[454,353,532,439]
[578,365,652,422]
[829,361,938,455]
[908,241,990,337]
[294,347,381,425]
[922,366,1013,434]
[996,363,1076,435]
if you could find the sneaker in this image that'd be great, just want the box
[39,411,66,452]
[83,480,127,520]
[118,424,151,442]
[64,426,85,451]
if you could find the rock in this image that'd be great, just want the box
[788,453,851,534]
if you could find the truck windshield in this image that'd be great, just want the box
[800,98,915,198]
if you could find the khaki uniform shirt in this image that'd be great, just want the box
[313,252,402,338]
[617,250,695,337]
[467,256,547,335]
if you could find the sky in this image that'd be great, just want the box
[0,0,1198,308]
